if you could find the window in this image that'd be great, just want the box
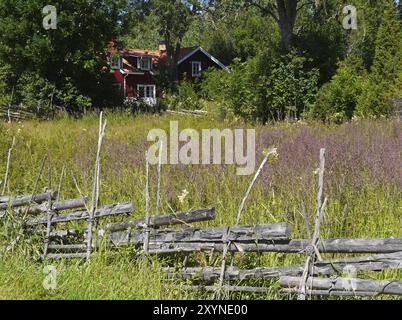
[192,61,202,77]
[138,57,151,71]
[137,85,156,98]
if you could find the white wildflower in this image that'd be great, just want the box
[178,189,189,204]
[263,146,279,162]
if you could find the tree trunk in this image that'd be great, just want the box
[276,0,298,51]
[164,34,182,91]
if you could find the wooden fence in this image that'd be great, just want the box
[1,112,401,299]
[0,105,35,122]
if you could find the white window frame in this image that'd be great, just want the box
[138,57,152,71]
[191,61,202,77]
[137,84,156,99]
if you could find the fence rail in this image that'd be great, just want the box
[1,114,400,299]
[0,105,35,122]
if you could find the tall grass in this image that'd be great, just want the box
[0,114,401,300]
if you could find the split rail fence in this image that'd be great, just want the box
[1,113,401,299]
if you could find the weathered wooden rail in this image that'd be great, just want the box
[0,191,58,210]
[280,276,402,296]
[122,238,402,254]
[25,202,134,226]
[17,197,88,215]
[0,190,135,260]
[108,222,292,246]
[104,207,216,232]
[165,251,402,281]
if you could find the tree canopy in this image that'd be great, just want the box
[0,0,401,121]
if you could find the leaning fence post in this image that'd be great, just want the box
[86,112,107,260]
[298,148,327,300]
[143,153,151,254]
[229,147,276,268]
[2,137,16,195]
[155,140,163,217]
[215,147,276,299]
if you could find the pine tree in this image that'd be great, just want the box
[356,1,402,117]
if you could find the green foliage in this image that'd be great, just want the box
[199,8,280,63]
[122,13,160,50]
[0,64,13,107]
[0,0,400,121]
[0,0,128,115]
[311,57,366,122]
[165,79,201,111]
[17,73,56,116]
[356,3,402,117]
[295,3,347,84]
[202,51,319,123]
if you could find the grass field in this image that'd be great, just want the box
[0,113,401,300]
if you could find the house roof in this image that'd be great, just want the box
[177,46,228,70]
[122,49,162,58]
[108,40,227,71]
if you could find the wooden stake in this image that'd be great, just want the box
[21,155,48,220]
[7,87,14,124]
[298,148,326,300]
[42,192,54,259]
[229,150,275,267]
[86,112,107,260]
[214,227,230,300]
[235,151,273,225]
[143,154,150,254]
[2,137,16,195]
[215,149,276,299]
[155,141,163,217]
[56,165,65,203]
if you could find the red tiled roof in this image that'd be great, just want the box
[109,41,197,59]
[122,49,162,57]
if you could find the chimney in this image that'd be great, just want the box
[159,40,167,52]
[108,37,119,53]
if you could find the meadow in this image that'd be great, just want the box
[0,113,401,300]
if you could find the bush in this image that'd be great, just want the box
[17,73,92,117]
[165,80,201,111]
[310,57,366,122]
[123,97,162,114]
[201,51,319,123]
[0,65,13,108]
[17,73,57,117]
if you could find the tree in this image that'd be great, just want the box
[311,56,365,122]
[0,0,128,114]
[356,2,402,117]
[131,0,200,90]
[241,0,332,51]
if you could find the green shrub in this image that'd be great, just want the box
[17,74,92,117]
[166,79,201,111]
[310,57,366,122]
[202,51,319,123]
[355,4,402,118]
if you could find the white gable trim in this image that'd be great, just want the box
[177,47,228,71]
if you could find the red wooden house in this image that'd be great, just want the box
[108,41,228,105]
